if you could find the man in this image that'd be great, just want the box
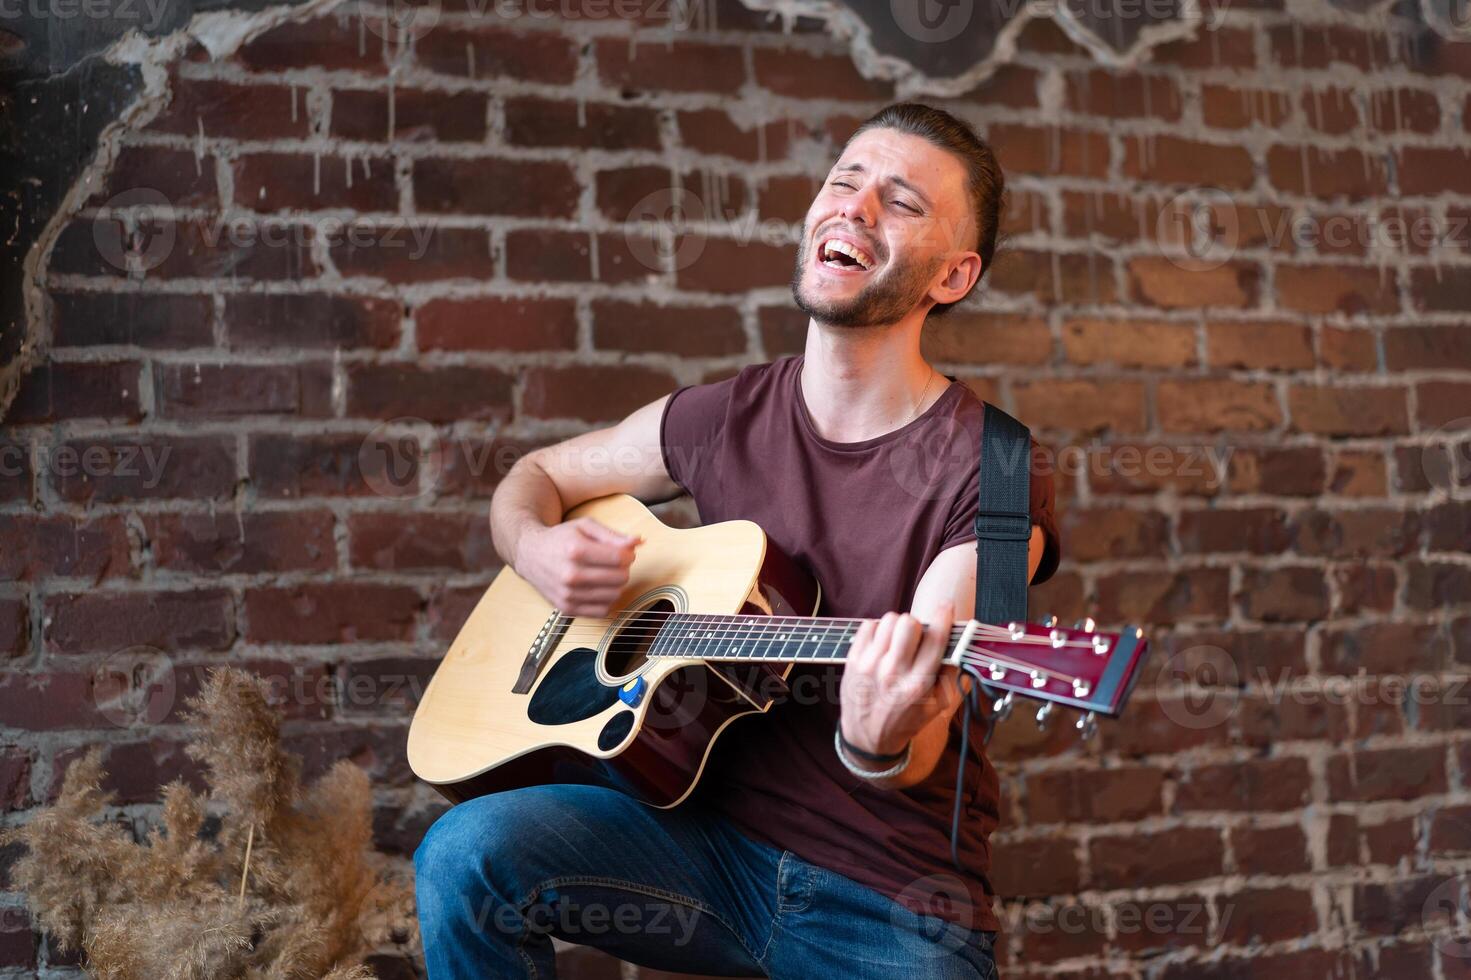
[414,102,1059,979]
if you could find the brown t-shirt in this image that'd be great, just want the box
[659,355,1060,932]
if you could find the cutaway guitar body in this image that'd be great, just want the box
[407,494,820,806]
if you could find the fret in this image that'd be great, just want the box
[692,615,720,659]
[748,620,781,661]
[715,615,745,660]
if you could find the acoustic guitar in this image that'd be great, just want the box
[407,493,1150,806]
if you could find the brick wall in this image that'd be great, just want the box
[2,0,1471,976]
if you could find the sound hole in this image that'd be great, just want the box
[604,598,675,680]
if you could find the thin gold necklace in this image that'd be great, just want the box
[904,368,938,426]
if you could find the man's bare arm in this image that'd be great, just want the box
[490,395,679,616]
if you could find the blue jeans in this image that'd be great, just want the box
[414,784,999,979]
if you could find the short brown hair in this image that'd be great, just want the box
[846,102,1006,317]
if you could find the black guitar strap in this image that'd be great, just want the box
[951,401,1033,874]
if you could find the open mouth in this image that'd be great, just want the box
[817,237,876,273]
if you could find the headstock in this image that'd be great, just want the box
[951,614,1150,739]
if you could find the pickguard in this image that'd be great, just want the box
[526,648,619,725]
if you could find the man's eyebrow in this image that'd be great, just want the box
[832,162,933,210]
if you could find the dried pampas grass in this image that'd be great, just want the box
[2,667,416,979]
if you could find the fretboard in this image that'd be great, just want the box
[646,614,962,664]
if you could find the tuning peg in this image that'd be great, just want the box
[992,691,1014,722]
[1072,616,1096,633]
[1039,613,1057,628]
[1035,702,1053,730]
[1076,711,1098,741]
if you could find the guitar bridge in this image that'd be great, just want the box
[513,609,568,694]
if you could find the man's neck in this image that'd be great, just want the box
[798,318,944,443]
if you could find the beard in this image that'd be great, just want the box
[790,233,943,328]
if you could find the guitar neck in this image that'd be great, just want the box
[647,613,963,665]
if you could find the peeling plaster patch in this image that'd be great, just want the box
[1,0,348,423]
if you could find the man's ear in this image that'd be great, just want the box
[930,253,984,307]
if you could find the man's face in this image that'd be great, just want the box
[791,128,976,328]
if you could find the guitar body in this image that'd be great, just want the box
[407,494,820,807]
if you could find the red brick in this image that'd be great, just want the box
[417,296,578,352]
[414,26,577,83]
[754,173,814,225]
[1330,747,1446,802]
[1090,828,1223,889]
[989,124,1110,179]
[505,227,657,285]
[1095,568,1231,624]
[591,299,747,357]
[154,363,333,419]
[1385,325,1471,371]
[1201,85,1290,129]
[991,250,1118,305]
[0,516,131,581]
[244,583,421,644]
[1178,507,1291,554]
[521,365,676,423]
[1206,320,1313,370]
[5,361,141,423]
[0,909,35,967]
[596,165,677,220]
[0,599,26,658]
[250,432,390,499]
[1300,86,1360,134]
[51,291,213,348]
[1276,263,1398,315]
[1175,758,1311,812]
[225,293,402,349]
[667,234,789,294]
[1370,87,1442,133]
[0,748,31,812]
[1013,380,1147,434]
[1063,318,1196,368]
[1227,446,1325,496]
[1269,23,1389,70]
[329,224,490,282]
[348,512,496,572]
[236,152,398,213]
[1410,264,1471,313]
[49,739,207,805]
[1294,507,1419,560]
[1060,190,1159,242]
[1059,507,1169,562]
[51,216,316,281]
[335,656,437,716]
[955,62,1040,108]
[147,78,310,140]
[1399,147,1471,195]
[44,589,234,654]
[1231,824,1309,874]
[1288,385,1408,436]
[1418,381,1471,429]
[675,109,805,163]
[1128,257,1259,309]
[752,47,892,101]
[0,672,118,730]
[236,15,390,73]
[1332,562,1397,616]
[1327,450,1387,496]
[91,145,216,209]
[504,96,661,151]
[427,584,484,643]
[1025,767,1164,824]
[331,87,487,142]
[1156,25,1256,69]
[596,38,744,93]
[1216,888,1316,946]
[922,312,1052,366]
[147,510,336,574]
[1066,70,1182,120]
[413,157,578,218]
[988,833,1081,896]
[1321,325,1377,370]
[1267,145,1387,200]
[1237,565,1329,622]
[1158,379,1281,433]
[49,436,236,503]
[1122,135,1255,189]
[346,364,512,424]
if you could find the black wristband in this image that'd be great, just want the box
[837,726,908,764]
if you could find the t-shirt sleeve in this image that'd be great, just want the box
[659,377,736,498]
[939,436,1061,586]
